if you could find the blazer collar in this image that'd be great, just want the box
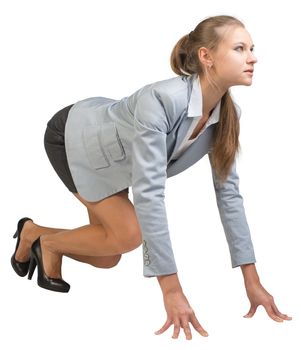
[187,74,221,124]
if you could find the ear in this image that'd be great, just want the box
[197,47,214,67]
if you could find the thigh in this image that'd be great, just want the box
[73,190,141,239]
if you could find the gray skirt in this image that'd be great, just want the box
[44,104,78,193]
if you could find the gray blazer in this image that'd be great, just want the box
[64,73,256,277]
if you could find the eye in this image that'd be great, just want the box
[235,46,255,53]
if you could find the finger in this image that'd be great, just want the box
[271,302,293,321]
[181,321,192,340]
[243,304,258,318]
[155,319,172,335]
[172,322,181,339]
[190,312,209,337]
[264,304,284,322]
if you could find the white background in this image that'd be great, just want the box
[1,0,300,349]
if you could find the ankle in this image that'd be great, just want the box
[40,235,63,279]
[27,223,53,247]
[21,220,37,244]
[40,234,55,253]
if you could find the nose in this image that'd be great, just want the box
[248,50,258,64]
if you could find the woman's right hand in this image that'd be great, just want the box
[154,289,209,340]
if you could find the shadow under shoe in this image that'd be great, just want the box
[28,237,70,293]
[11,217,33,277]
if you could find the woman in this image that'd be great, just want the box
[11,15,292,339]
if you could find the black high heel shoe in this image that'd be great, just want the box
[11,217,33,277]
[28,237,70,293]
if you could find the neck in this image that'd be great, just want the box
[199,75,228,116]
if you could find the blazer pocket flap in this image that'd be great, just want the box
[82,125,110,169]
[101,122,126,161]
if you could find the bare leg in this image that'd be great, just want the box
[39,191,142,279]
[18,189,141,280]
[15,220,66,262]
[40,220,140,278]
[15,220,122,274]
[64,208,122,268]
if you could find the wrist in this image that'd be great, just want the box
[157,273,183,295]
[240,263,260,287]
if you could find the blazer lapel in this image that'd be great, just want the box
[168,74,202,160]
[168,117,192,162]
[168,73,207,161]
[167,124,215,177]
[166,73,222,177]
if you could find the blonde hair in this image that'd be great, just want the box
[170,15,245,183]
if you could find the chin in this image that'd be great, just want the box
[229,77,253,87]
[237,79,253,87]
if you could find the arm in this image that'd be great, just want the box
[241,263,260,287]
[208,154,291,322]
[132,90,208,339]
[208,152,256,267]
[132,91,177,277]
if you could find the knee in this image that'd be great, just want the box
[119,227,142,253]
[108,254,122,268]
[93,254,122,269]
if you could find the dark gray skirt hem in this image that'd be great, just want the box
[44,104,78,193]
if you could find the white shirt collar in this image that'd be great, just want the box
[187,74,221,124]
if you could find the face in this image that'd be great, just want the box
[200,25,258,89]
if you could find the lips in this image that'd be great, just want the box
[244,69,254,73]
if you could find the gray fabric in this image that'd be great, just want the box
[63,73,256,277]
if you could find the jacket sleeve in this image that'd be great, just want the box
[131,90,178,277]
[208,152,257,267]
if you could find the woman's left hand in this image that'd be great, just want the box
[243,282,292,322]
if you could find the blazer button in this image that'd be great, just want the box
[143,240,151,266]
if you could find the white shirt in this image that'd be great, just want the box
[171,76,221,160]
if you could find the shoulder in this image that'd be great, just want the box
[133,75,189,132]
[139,75,189,103]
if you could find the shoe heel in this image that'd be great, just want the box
[13,229,18,239]
[28,257,37,280]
